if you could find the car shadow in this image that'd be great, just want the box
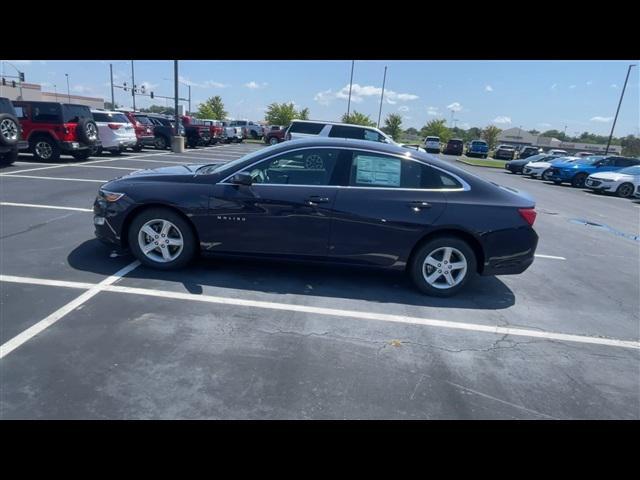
[68,239,516,310]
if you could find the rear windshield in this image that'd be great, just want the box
[62,105,93,123]
[92,112,129,123]
[448,140,463,145]
[133,115,153,125]
[471,141,487,146]
[0,98,16,115]
[288,122,325,135]
[426,137,439,141]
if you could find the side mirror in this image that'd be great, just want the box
[231,171,253,186]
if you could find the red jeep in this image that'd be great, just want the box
[13,101,100,161]
[118,110,156,152]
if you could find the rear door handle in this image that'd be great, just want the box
[408,201,432,210]
[306,195,330,205]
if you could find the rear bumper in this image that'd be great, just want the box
[481,227,538,276]
[59,140,101,152]
[137,136,156,146]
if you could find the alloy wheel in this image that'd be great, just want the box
[0,118,18,141]
[137,219,184,263]
[422,247,468,290]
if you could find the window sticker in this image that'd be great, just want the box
[355,155,401,187]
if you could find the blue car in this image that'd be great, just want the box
[466,140,489,158]
[547,155,640,187]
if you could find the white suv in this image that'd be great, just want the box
[424,136,441,153]
[284,120,394,144]
[90,110,137,155]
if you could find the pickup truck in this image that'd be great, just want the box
[229,119,263,139]
[200,119,224,145]
[263,125,286,145]
[220,121,243,143]
[466,140,489,158]
[181,115,212,148]
[146,113,185,150]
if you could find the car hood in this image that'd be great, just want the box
[127,164,207,177]
[588,171,635,181]
[526,161,551,169]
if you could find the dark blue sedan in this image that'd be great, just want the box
[93,138,538,296]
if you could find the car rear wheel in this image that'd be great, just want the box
[128,208,197,270]
[616,182,634,198]
[0,148,18,166]
[131,144,143,152]
[542,169,553,181]
[269,137,278,145]
[409,236,476,297]
[571,173,588,188]
[31,136,60,162]
[0,114,20,147]
[154,135,168,150]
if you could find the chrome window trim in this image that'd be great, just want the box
[217,146,471,192]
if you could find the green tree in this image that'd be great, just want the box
[465,127,482,142]
[482,125,502,149]
[341,110,376,126]
[420,119,451,143]
[528,129,540,135]
[621,135,640,157]
[140,104,174,115]
[264,102,304,125]
[383,113,403,141]
[196,96,227,120]
[405,127,419,136]
[298,107,310,120]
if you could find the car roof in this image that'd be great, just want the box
[290,119,384,131]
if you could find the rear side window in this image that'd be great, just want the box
[62,105,92,123]
[14,106,26,118]
[33,104,61,123]
[329,125,365,140]
[289,122,324,135]
[133,115,153,125]
[348,152,462,189]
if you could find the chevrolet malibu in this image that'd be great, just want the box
[93,138,539,297]
[585,165,640,198]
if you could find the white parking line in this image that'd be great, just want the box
[0,273,637,351]
[0,174,106,183]
[0,202,93,212]
[0,261,140,359]
[535,254,567,260]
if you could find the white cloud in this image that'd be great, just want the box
[314,83,418,106]
[426,106,439,116]
[586,81,593,86]
[569,85,576,89]
[446,102,463,112]
[485,85,493,92]
[245,81,267,89]
[179,76,229,88]
[538,122,552,128]
[398,106,409,112]
[458,122,470,129]
[610,84,618,88]
[550,83,557,90]
[493,116,512,124]
[590,116,614,122]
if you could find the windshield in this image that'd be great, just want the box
[575,157,604,165]
[525,154,548,162]
[197,148,269,175]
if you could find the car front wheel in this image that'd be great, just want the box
[616,182,634,198]
[409,236,476,297]
[128,208,197,270]
[571,173,588,188]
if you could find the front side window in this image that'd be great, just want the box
[288,122,325,135]
[363,129,386,142]
[348,152,462,189]
[240,148,340,186]
[33,104,61,123]
[329,125,365,140]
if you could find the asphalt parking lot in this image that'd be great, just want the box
[1,144,638,419]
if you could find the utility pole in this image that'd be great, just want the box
[188,85,191,114]
[131,60,136,110]
[174,60,180,136]
[110,63,115,108]
[65,74,71,102]
[346,60,354,118]
[377,65,387,129]
[605,63,636,155]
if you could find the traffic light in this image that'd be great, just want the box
[19,72,25,82]
[123,82,128,92]
[1,78,5,86]
[11,81,16,88]
[150,91,154,99]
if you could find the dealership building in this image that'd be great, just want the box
[497,127,622,155]
[0,81,105,109]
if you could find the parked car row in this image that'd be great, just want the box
[508,154,640,199]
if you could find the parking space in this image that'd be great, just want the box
[1,143,638,419]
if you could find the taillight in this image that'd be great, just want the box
[518,208,537,226]
[108,123,121,130]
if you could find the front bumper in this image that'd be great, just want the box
[522,167,546,177]
[585,178,615,191]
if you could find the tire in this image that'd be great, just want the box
[30,136,60,162]
[154,135,168,150]
[553,180,562,185]
[250,130,258,140]
[269,137,278,145]
[616,182,635,198]
[110,148,123,156]
[76,118,99,145]
[571,173,588,188]
[71,150,91,161]
[409,236,476,297]
[542,169,553,181]
[0,113,20,147]
[0,148,18,166]
[188,138,198,148]
[128,208,197,270]
[131,144,143,152]
[89,145,103,156]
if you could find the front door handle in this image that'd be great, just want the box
[408,201,432,210]
[305,196,330,206]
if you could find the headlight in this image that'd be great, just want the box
[99,190,125,202]
[599,178,614,182]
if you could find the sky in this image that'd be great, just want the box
[2,60,638,136]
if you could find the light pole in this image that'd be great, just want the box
[605,63,637,155]
[346,60,354,118]
[131,60,136,110]
[377,65,387,128]
[110,63,115,108]
[65,74,71,102]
